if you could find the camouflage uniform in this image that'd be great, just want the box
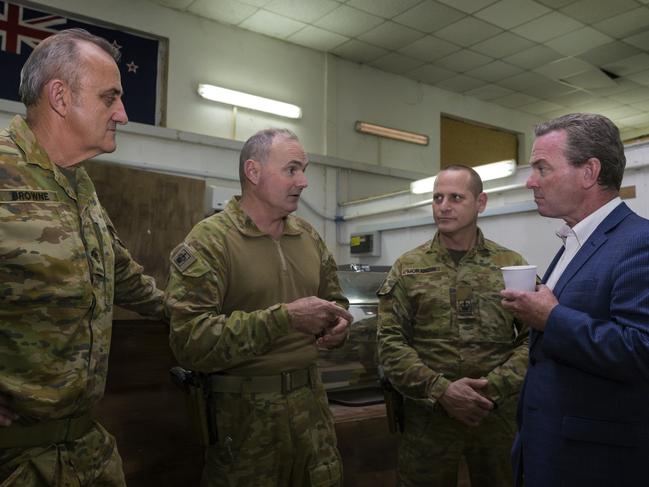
[0,116,165,486]
[166,197,346,487]
[378,230,528,487]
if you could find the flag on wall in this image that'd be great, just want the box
[0,1,163,125]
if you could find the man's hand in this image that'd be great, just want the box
[501,284,558,331]
[0,394,17,427]
[285,297,353,336]
[438,378,494,427]
[316,316,351,349]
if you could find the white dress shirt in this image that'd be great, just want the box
[545,197,622,290]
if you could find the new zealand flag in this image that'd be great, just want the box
[0,1,161,125]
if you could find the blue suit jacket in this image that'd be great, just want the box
[512,203,649,487]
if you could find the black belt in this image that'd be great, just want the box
[209,367,314,394]
[0,413,94,448]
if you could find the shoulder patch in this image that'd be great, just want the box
[402,266,439,275]
[171,244,198,272]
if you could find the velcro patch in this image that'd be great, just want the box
[402,266,439,275]
[171,244,197,272]
[0,189,59,202]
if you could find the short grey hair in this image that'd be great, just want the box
[238,128,299,190]
[534,113,625,191]
[19,28,119,107]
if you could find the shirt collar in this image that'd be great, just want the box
[555,197,622,247]
[225,196,302,237]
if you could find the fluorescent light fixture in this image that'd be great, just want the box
[355,121,429,146]
[198,83,302,119]
[410,159,517,194]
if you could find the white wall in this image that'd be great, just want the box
[340,144,649,276]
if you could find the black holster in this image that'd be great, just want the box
[378,365,404,434]
[170,367,218,446]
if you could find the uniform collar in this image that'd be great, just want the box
[8,115,77,200]
[426,228,488,266]
[427,227,487,253]
[225,196,302,237]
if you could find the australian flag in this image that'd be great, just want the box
[0,1,161,125]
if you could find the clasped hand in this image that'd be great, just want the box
[285,296,353,347]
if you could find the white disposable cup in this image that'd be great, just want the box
[501,265,537,292]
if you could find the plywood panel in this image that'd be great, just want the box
[441,116,518,169]
[84,161,205,287]
[96,320,203,487]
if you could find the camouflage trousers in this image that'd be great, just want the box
[397,399,517,487]
[0,422,125,487]
[202,381,342,487]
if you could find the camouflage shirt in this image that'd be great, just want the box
[0,115,165,422]
[166,197,348,375]
[378,229,528,408]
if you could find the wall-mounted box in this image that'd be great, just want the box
[350,232,381,257]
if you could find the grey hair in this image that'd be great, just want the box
[238,128,299,190]
[19,28,119,107]
[534,113,625,191]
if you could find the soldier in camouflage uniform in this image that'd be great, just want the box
[0,29,165,486]
[166,129,353,487]
[378,165,529,487]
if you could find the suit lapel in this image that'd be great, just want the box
[530,203,631,350]
[530,246,565,350]
[542,247,564,284]
[552,203,631,298]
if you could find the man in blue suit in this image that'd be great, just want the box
[501,113,649,487]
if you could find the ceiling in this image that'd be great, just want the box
[150,0,649,139]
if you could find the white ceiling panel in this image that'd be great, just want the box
[435,74,485,92]
[520,100,564,115]
[346,0,422,18]
[238,0,274,6]
[625,30,649,51]
[629,69,649,86]
[535,0,579,8]
[545,26,612,56]
[393,1,465,33]
[471,32,536,58]
[434,17,503,47]
[465,60,523,82]
[603,53,649,77]
[239,10,306,39]
[264,0,339,23]
[370,53,424,74]
[465,83,515,100]
[358,21,425,50]
[407,64,457,84]
[399,36,461,62]
[560,0,639,24]
[511,11,583,43]
[533,57,593,80]
[288,25,348,51]
[436,49,493,72]
[492,92,541,108]
[331,39,388,63]
[314,6,384,37]
[189,0,257,25]
[503,45,563,69]
[475,0,550,29]
[436,0,499,14]
[609,87,649,104]
[593,7,649,39]
[578,42,642,68]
